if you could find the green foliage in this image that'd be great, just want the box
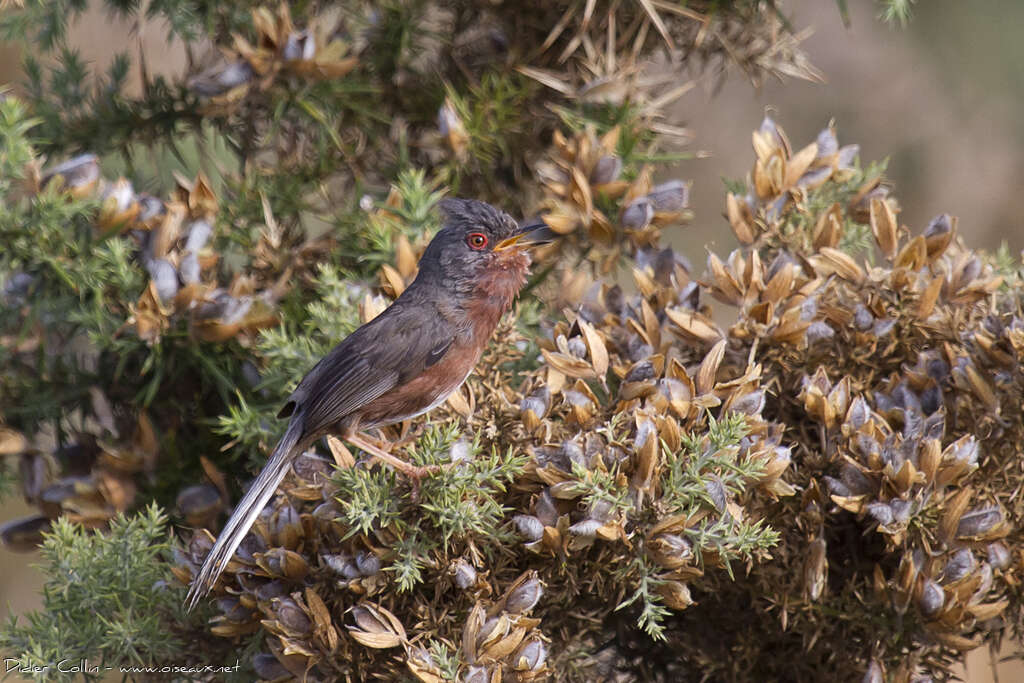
[348,168,447,271]
[782,156,889,259]
[0,505,184,678]
[0,96,38,186]
[615,554,673,641]
[622,413,778,638]
[333,424,528,592]
[439,73,536,189]
[878,0,916,26]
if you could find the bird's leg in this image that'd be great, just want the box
[375,423,425,449]
[346,432,441,485]
[362,430,396,452]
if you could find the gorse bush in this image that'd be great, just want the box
[2,1,1021,681]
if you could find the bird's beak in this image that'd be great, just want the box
[493,219,558,252]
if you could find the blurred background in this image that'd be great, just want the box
[2,0,1022,679]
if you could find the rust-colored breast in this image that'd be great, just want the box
[354,333,486,429]
[353,249,530,431]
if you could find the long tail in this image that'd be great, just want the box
[185,416,306,610]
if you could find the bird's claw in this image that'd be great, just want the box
[401,463,442,501]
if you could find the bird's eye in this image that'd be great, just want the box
[466,232,488,250]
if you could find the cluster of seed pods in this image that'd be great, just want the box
[505,238,795,619]
[0,411,162,551]
[534,126,691,274]
[0,150,295,551]
[188,4,357,114]
[710,119,1021,678]
[28,153,287,345]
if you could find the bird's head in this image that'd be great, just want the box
[415,198,555,297]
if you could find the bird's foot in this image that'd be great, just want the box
[401,463,442,502]
[391,423,427,449]
[346,433,443,500]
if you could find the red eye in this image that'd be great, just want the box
[466,232,488,250]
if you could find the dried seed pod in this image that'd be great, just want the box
[41,154,101,195]
[512,638,548,671]
[621,198,654,230]
[520,388,550,430]
[347,604,407,649]
[322,553,361,580]
[587,499,613,523]
[178,252,201,284]
[451,558,478,590]
[650,533,693,569]
[626,360,657,383]
[565,335,587,359]
[656,580,694,610]
[837,144,860,170]
[923,213,954,260]
[252,652,291,680]
[282,29,316,61]
[591,155,623,186]
[407,645,445,683]
[271,596,312,637]
[0,514,51,552]
[941,549,976,583]
[568,518,601,549]
[986,542,1011,570]
[918,578,944,617]
[98,178,138,227]
[646,180,689,213]
[146,258,179,303]
[704,476,728,512]
[463,665,492,683]
[728,389,765,416]
[853,304,874,331]
[135,193,165,224]
[956,506,1003,539]
[513,515,544,542]
[356,551,381,576]
[176,483,223,528]
[839,463,873,496]
[866,502,894,527]
[255,580,288,602]
[759,446,792,482]
[256,548,309,581]
[872,318,895,338]
[184,219,213,252]
[505,574,543,614]
[39,476,94,505]
[534,489,559,528]
[189,60,255,97]
[815,125,839,159]
[217,595,253,622]
[805,321,835,345]
[803,537,827,602]
[889,499,912,524]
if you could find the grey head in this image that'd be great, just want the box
[413,198,527,294]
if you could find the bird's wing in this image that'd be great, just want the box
[283,299,455,437]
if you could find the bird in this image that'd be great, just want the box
[185,198,555,608]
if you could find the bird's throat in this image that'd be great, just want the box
[471,251,531,321]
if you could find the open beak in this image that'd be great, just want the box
[493,219,559,252]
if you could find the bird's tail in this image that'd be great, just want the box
[185,416,306,610]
